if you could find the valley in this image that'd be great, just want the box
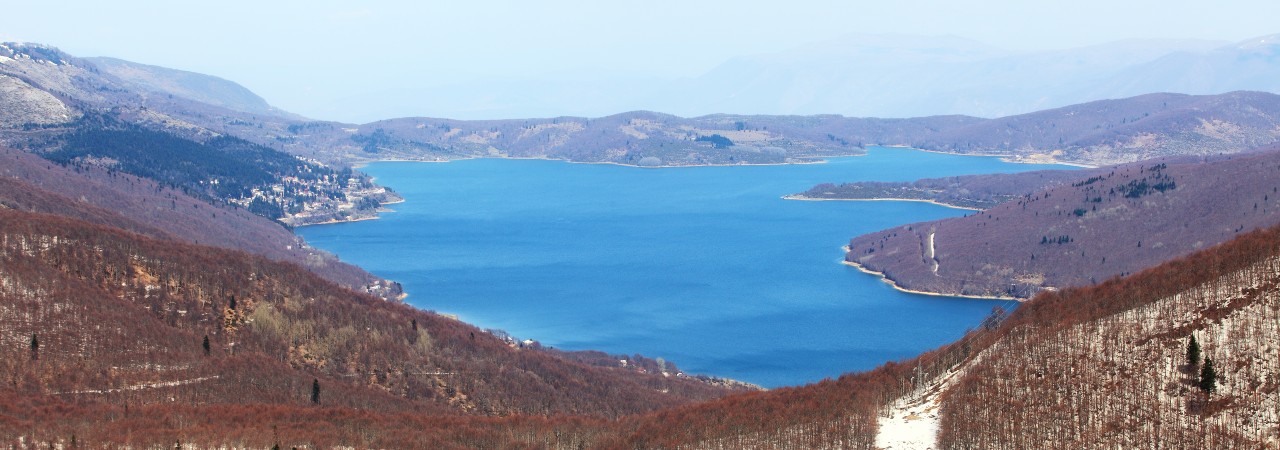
[1,35,1279,448]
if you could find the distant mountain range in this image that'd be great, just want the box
[9,41,1279,171]
[311,91,1280,168]
[373,33,1280,121]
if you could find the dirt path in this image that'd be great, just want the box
[54,375,220,395]
[926,231,939,274]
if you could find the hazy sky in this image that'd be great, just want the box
[3,0,1278,122]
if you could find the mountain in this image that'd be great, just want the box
[13,43,1280,171]
[1090,34,1280,102]
[0,43,398,227]
[908,91,1280,166]
[287,111,977,167]
[653,35,1212,119]
[83,57,301,119]
[667,33,1280,122]
[277,91,1280,168]
[380,33,1280,121]
[843,146,1280,298]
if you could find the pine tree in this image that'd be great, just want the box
[202,335,211,356]
[1186,335,1201,367]
[311,378,320,404]
[29,334,38,361]
[1199,357,1216,394]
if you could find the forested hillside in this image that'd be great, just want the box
[938,225,1280,448]
[0,146,394,296]
[846,147,1280,298]
[0,209,744,447]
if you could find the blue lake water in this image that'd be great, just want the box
[298,147,1070,387]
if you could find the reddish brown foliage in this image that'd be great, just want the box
[0,209,741,446]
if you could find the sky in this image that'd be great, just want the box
[3,0,1279,122]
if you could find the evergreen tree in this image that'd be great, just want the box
[29,334,38,360]
[311,378,320,404]
[1186,335,1201,367]
[202,335,211,356]
[1199,357,1217,394]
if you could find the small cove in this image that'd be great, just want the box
[299,147,1072,387]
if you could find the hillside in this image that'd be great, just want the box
[908,91,1280,166]
[0,208,746,447]
[0,146,396,296]
[613,222,1280,449]
[793,167,1108,209]
[0,43,396,226]
[936,225,1280,448]
[846,146,1280,298]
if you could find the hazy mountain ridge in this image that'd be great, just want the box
[379,33,1280,121]
[845,146,1280,298]
[83,56,301,120]
[653,34,1169,118]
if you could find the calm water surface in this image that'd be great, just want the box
[299,147,1070,387]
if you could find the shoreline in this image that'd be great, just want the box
[290,214,383,227]
[292,196,405,228]
[352,145,1093,170]
[782,194,984,211]
[841,258,1024,302]
[890,145,1097,168]
[354,153,858,170]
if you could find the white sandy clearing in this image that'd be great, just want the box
[874,365,967,450]
[54,375,220,395]
[926,230,939,275]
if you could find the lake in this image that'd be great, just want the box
[298,147,1071,387]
